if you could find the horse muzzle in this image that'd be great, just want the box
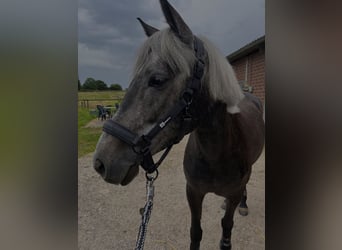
[94,158,139,185]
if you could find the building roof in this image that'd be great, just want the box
[227,35,265,63]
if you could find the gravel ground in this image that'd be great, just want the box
[78,135,265,250]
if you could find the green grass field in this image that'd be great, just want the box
[78,90,125,157]
[78,107,101,157]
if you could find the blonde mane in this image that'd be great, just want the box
[133,29,244,113]
[200,36,244,113]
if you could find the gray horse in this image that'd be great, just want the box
[93,0,264,249]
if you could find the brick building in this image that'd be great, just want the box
[227,36,265,102]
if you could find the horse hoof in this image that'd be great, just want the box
[238,206,248,216]
[220,239,232,250]
[190,242,200,250]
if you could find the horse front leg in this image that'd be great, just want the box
[238,186,249,216]
[186,184,205,250]
[220,193,241,250]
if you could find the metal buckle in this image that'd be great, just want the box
[145,169,158,181]
[132,135,151,154]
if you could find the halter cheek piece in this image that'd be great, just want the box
[103,37,206,176]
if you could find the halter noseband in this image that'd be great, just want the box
[103,36,206,175]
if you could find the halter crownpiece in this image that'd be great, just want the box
[103,36,206,175]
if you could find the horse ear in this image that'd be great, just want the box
[137,18,159,37]
[160,0,193,46]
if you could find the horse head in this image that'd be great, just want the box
[93,0,203,185]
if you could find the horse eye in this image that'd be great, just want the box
[148,76,166,88]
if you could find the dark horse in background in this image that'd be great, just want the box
[93,0,264,249]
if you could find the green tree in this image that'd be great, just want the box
[82,77,97,90]
[109,83,123,91]
[78,79,81,91]
[95,80,108,90]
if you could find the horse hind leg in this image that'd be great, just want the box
[186,184,205,250]
[238,187,249,216]
[221,187,248,216]
[220,194,241,250]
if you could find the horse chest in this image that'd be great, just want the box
[183,154,243,193]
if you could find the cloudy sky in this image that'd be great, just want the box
[78,0,264,88]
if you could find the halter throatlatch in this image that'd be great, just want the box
[102,36,206,176]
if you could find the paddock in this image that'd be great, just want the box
[78,135,264,249]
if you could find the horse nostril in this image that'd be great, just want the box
[94,159,106,177]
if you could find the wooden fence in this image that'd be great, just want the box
[78,98,123,109]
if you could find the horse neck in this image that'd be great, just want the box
[193,101,236,161]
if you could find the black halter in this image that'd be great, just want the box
[103,36,206,175]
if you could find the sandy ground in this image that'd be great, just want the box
[78,135,265,250]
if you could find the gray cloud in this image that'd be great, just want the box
[78,0,264,88]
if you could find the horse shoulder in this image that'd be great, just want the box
[232,98,265,165]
